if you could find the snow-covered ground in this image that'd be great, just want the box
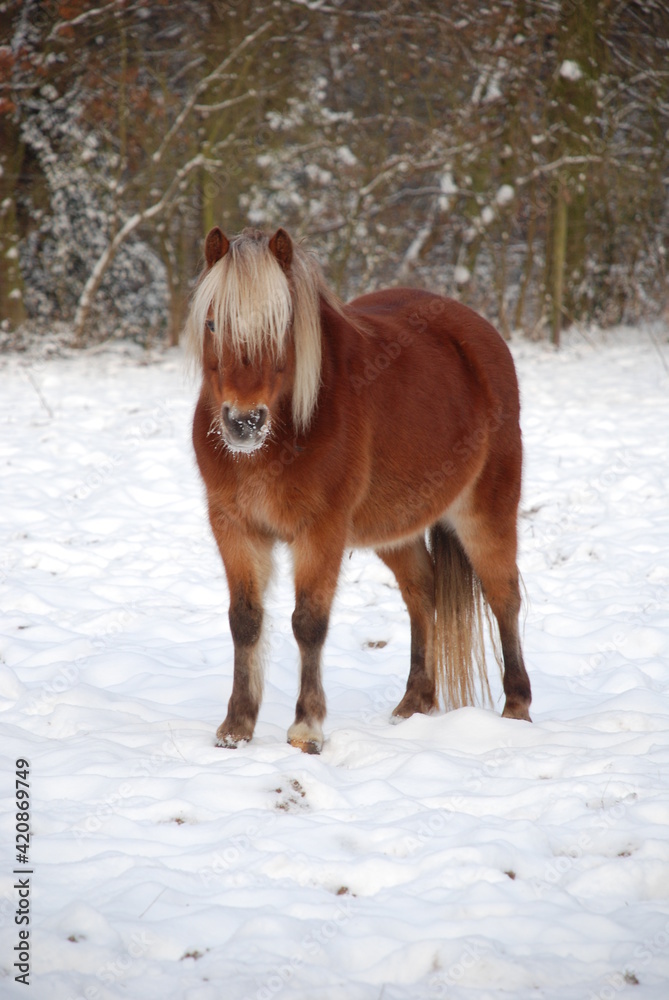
[1,325,668,1000]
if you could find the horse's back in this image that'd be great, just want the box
[346,286,519,422]
[338,287,521,547]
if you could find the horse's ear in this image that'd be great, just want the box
[268,228,293,273]
[204,227,229,268]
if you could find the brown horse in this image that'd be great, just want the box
[187,226,531,754]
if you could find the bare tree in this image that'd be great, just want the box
[72,19,274,341]
[2,0,667,342]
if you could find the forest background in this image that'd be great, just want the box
[1,0,667,350]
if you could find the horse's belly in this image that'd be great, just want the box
[349,463,476,548]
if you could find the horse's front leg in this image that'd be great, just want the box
[288,529,345,754]
[210,516,274,748]
[216,582,264,748]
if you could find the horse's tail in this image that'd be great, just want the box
[430,523,496,709]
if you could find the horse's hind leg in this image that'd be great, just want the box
[376,537,438,718]
[448,489,532,721]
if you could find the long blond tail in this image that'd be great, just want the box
[430,524,495,709]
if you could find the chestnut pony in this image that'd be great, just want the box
[187,226,531,754]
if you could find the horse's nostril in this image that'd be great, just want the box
[248,408,268,431]
[222,405,268,439]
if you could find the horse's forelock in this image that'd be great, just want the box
[221,236,293,359]
[186,231,329,433]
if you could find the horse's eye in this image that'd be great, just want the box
[206,319,215,333]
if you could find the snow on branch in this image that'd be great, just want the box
[72,152,206,339]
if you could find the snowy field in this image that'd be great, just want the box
[1,325,669,1000]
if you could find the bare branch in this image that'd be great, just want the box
[151,20,273,169]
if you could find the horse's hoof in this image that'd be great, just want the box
[501,702,532,722]
[288,737,322,755]
[216,734,249,748]
[392,690,437,719]
[287,720,323,754]
[216,721,252,748]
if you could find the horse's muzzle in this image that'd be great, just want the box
[221,404,269,453]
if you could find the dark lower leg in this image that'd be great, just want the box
[289,594,328,753]
[377,540,437,719]
[392,616,437,717]
[216,590,264,747]
[449,509,531,721]
[498,617,532,721]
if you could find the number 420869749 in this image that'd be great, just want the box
[15,759,30,864]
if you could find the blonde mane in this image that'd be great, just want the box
[185,229,344,433]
